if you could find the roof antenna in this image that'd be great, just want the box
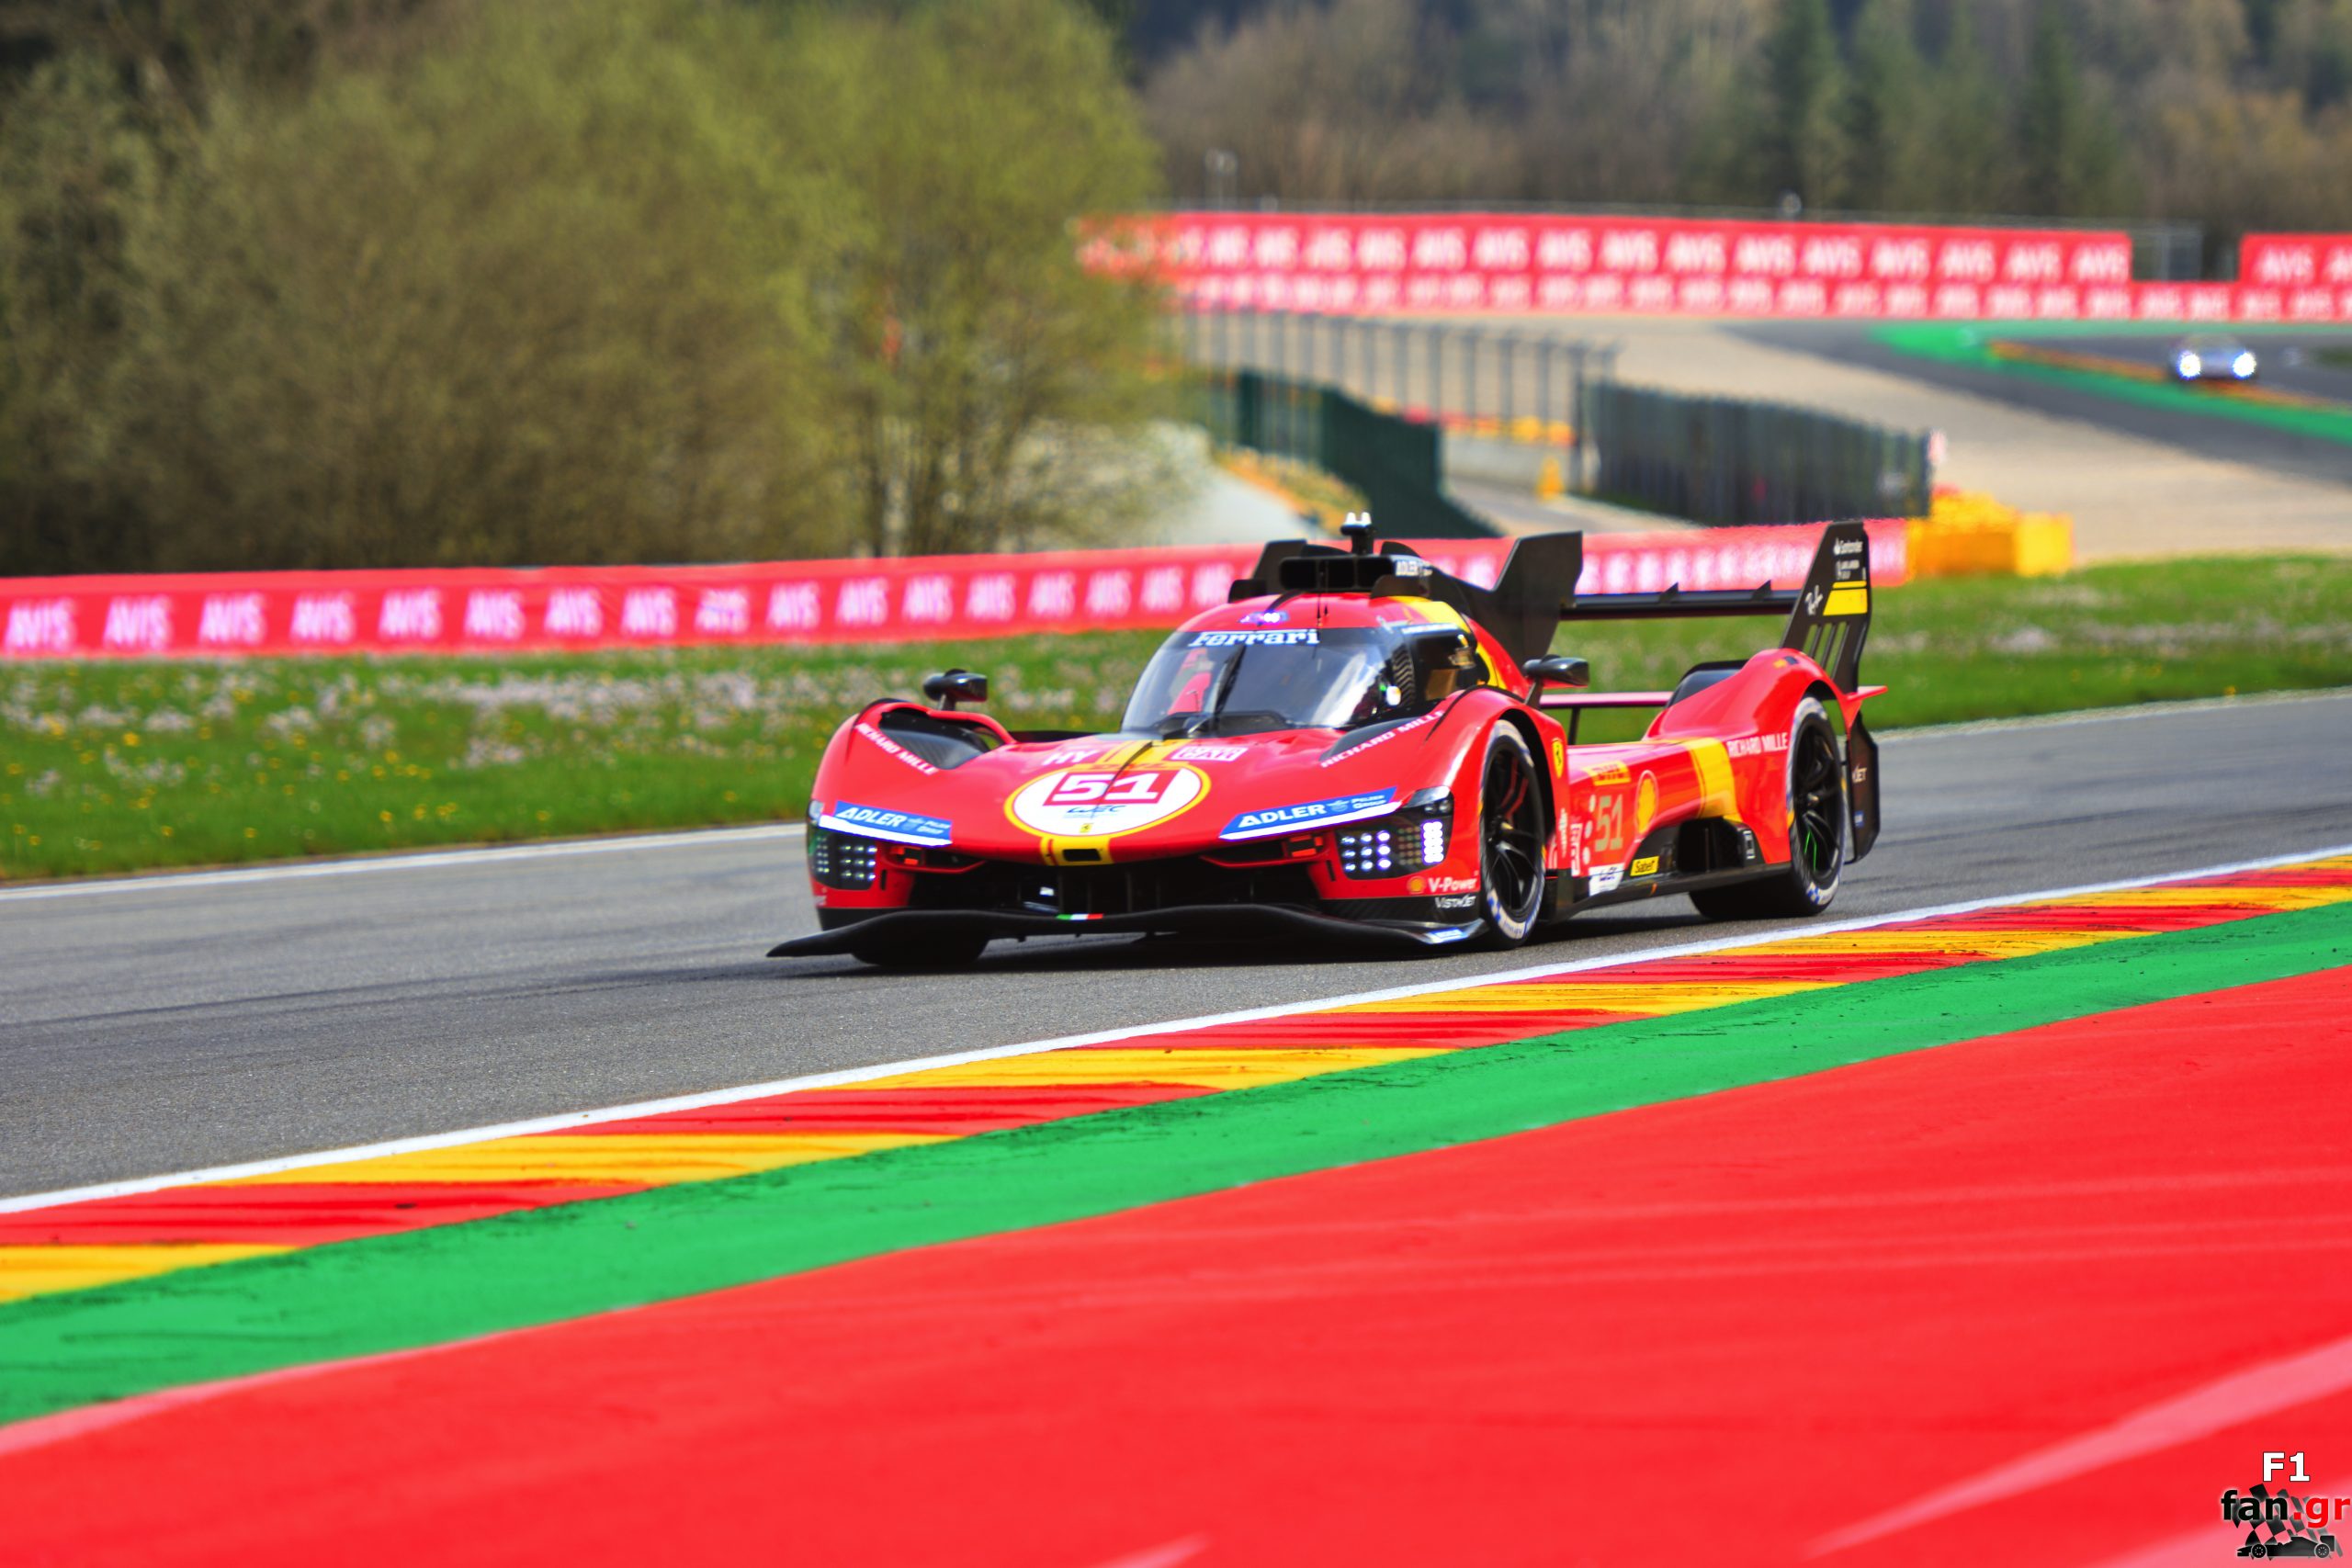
[1341,511,1375,557]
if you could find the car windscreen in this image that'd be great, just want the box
[1122,626,1427,738]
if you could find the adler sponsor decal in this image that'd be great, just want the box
[855,720,939,776]
[1168,743,1248,762]
[820,802,953,847]
[1220,788,1396,841]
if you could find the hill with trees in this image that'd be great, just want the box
[0,0,1164,576]
[1140,0,2352,236]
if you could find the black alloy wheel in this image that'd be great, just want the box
[1690,697,1847,921]
[1476,726,1547,948]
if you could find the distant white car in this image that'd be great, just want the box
[2172,334,2258,383]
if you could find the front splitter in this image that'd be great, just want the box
[767,903,1484,958]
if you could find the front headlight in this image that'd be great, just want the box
[808,827,879,889]
[2177,352,2202,377]
[2233,351,2256,378]
[1335,790,1453,880]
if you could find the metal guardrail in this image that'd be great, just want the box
[1179,311,1935,529]
[1587,383,1931,526]
[1173,310,1620,490]
[1194,369,1496,539]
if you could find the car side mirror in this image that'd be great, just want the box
[922,669,989,710]
[1521,656,1589,697]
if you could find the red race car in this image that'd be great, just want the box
[771,518,1883,967]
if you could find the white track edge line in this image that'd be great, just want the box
[5,838,2346,1216]
[10,687,2344,903]
[0,823,806,903]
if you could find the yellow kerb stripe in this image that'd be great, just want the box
[224,1131,946,1187]
[842,1045,1444,1093]
[1341,979,1826,1015]
[0,1244,290,1305]
[1737,930,2112,958]
[2064,886,2352,910]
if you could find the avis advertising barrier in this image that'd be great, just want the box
[2239,232,2352,289]
[0,525,1910,661]
[1091,212,2352,323]
[1589,384,1933,527]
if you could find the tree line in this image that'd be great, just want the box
[0,0,1166,578]
[1141,0,2352,237]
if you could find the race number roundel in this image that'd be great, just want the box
[1009,765,1208,839]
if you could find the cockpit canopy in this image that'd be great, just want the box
[1122,621,1483,739]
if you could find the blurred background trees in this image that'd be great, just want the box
[1139,0,2352,229]
[0,0,1169,574]
[9,0,2352,576]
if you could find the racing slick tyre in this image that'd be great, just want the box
[1690,696,1846,922]
[1473,725,1547,950]
[847,931,989,970]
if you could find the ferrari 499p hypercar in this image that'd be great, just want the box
[770,519,1883,967]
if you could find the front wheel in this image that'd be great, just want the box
[1474,726,1548,949]
[1690,697,1846,921]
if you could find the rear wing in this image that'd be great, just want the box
[1232,521,1873,694]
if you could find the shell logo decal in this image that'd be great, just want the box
[1008,765,1208,841]
[1633,770,1660,842]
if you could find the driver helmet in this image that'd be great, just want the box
[1419,629,1477,703]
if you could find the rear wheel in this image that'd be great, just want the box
[1690,697,1845,921]
[1474,726,1547,949]
[847,931,989,969]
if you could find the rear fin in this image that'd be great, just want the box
[1429,531,1581,669]
[1781,521,1871,693]
[1230,531,1581,669]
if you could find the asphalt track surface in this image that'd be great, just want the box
[1739,321,2352,490]
[6,691,2352,1200]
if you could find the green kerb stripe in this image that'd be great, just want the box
[4,902,2346,1425]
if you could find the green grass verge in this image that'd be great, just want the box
[6,554,2350,881]
[3,899,2342,1425]
[1873,321,2352,445]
